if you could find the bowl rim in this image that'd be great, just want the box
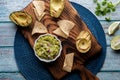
[33,34,62,63]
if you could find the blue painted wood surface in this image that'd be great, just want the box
[0,0,120,80]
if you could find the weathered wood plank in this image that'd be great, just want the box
[0,22,120,71]
[0,47,18,72]
[101,47,120,71]
[0,72,120,80]
[0,23,16,36]
[70,0,120,20]
[0,21,120,46]
[97,72,120,80]
[0,47,120,72]
[0,23,16,46]
[0,0,120,79]
[100,21,120,46]
[0,0,32,21]
[0,73,25,80]
[0,37,15,47]
[0,0,120,21]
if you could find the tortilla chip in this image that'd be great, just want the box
[32,21,48,35]
[33,0,45,18]
[63,53,74,72]
[57,20,75,36]
[53,28,68,39]
[33,8,46,21]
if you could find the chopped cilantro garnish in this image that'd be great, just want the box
[93,0,120,22]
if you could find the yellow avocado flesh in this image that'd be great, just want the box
[51,0,63,11]
[76,31,91,53]
[9,11,32,27]
[76,39,91,53]
[50,0,64,18]
[78,39,90,49]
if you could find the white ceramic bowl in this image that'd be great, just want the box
[33,34,62,63]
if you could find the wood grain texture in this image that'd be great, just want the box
[0,21,119,46]
[0,22,120,71]
[0,0,120,80]
[0,0,120,21]
[0,23,16,46]
[0,47,18,72]
[0,72,120,80]
[0,47,120,72]
[69,0,120,20]
[15,0,102,79]
[0,73,25,80]
[101,47,120,71]
[0,0,32,21]
[97,72,120,80]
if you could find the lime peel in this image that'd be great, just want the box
[111,35,120,50]
[108,22,120,35]
[114,41,120,47]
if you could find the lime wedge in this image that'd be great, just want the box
[108,22,120,35]
[111,35,120,50]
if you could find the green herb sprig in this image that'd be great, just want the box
[94,0,120,21]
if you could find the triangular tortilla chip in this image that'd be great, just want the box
[32,21,48,35]
[63,53,74,72]
[33,1,45,17]
[33,8,46,21]
[53,28,68,39]
[57,20,75,36]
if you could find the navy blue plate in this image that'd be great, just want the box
[14,2,106,80]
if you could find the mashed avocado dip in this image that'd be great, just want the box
[34,34,61,61]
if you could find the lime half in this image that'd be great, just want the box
[108,22,120,35]
[111,35,120,50]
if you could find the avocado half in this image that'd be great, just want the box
[9,11,32,27]
[50,0,64,18]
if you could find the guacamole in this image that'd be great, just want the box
[34,34,61,60]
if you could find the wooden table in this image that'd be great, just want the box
[0,0,120,80]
